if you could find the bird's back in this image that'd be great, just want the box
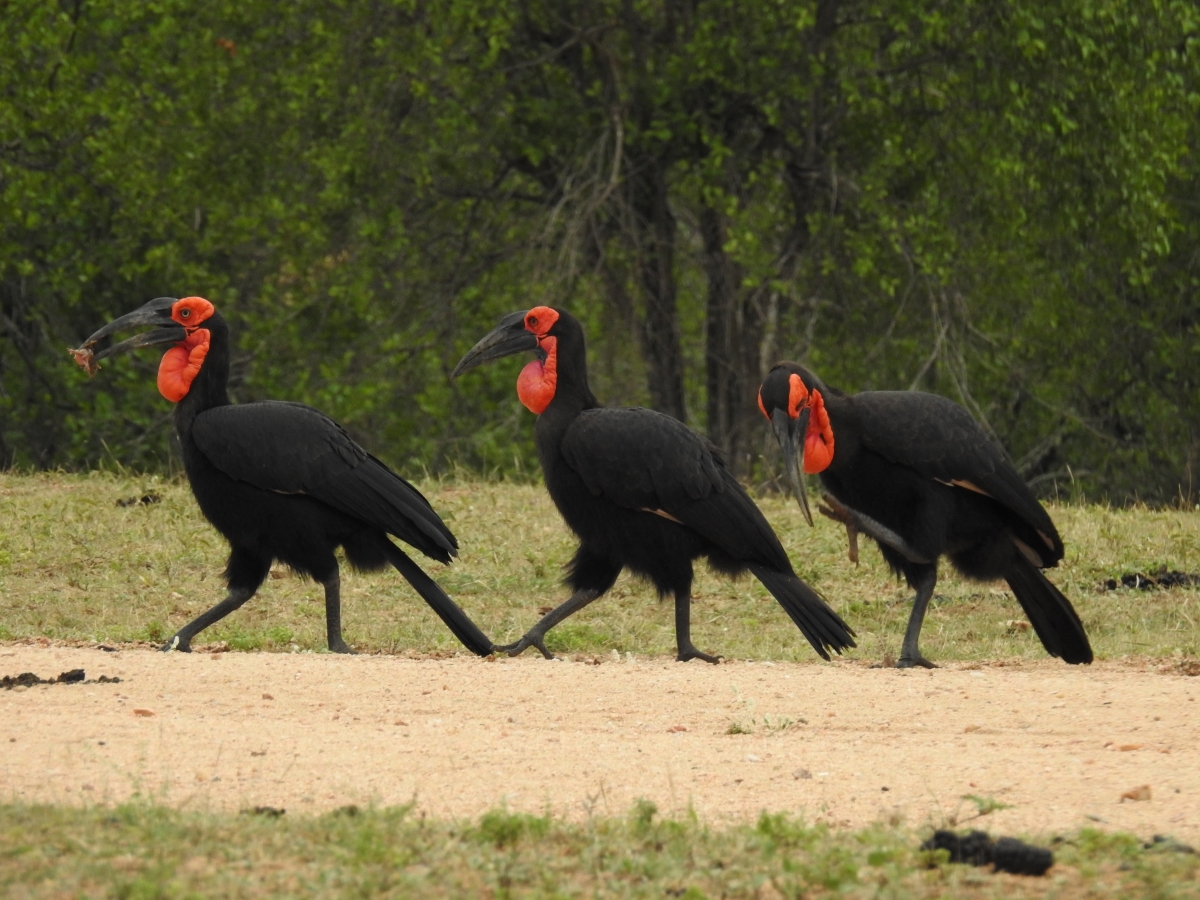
[554,407,794,573]
[849,391,1062,563]
[189,401,457,562]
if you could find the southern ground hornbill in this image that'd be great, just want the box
[70,296,491,656]
[757,362,1092,668]
[452,306,855,662]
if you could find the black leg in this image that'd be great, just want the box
[495,588,602,659]
[674,591,721,663]
[820,494,933,565]
[897,566,939,669]
[322,570,354,654]
[164,586,256,652]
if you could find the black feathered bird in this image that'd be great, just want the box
[452,307,855,662]
[71,296,491,656]
[757,362,1092,668]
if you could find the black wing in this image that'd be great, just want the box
[560,407,792,571]
[192,402,456,562]
[852,391,1062,560]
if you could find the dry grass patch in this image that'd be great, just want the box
[1,472,1197,663]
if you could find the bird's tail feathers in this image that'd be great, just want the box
[749,564,856,660]
[1004,553,1092,664]
[380,540,492,656]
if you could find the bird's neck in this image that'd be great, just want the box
[172,323,231,439]
[818,390,861,473]
[533,354,599,454]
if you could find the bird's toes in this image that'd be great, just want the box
[817,504,837,520]
[896,655,937,670]
[161,635,189,653]
[677,648,723,664]
[494,635,557,659]
[329,642,355,655]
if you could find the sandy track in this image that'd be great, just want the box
[1,644,1197,841]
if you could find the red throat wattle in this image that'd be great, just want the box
[158,330,211,402]
[516,336,558,414]
[516,306,561,414]
[804,389,834,473]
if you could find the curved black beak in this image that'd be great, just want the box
[73,297,187,371]
[81,297,180,348]
[93,327,187,362]
[771,406,813,526]
[451,310,537,377]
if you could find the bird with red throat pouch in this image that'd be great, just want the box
[452,305,856,663]
[757,362,1092,668]
[71,295,492,656]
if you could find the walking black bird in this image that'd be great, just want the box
[757,362,1092,668]
[71,296,491,656]
[452,307,855,662]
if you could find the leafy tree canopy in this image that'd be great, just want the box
[2,0,1197,502]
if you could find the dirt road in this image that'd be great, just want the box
[1,644,1196,842]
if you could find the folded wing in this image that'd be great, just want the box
[560,407,793,572]
[853,391,1062,563]
[192,402,456,563]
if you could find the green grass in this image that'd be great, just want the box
[1,471,1198,662]
[0,802,1196,899]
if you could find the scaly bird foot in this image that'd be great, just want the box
[328,640,355,655]
[896,654,938,670]
[493,635,556,660]
[677,645,722,664]
[818,495,860,564]
[161,634,190,653]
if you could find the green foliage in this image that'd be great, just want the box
[2,1,1198,501]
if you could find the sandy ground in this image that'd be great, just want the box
[1,644,1197,842]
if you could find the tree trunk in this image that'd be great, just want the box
[702,204,738,461]
[629,153,687,421]
[702,204,776,474]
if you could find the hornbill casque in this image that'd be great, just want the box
[757,362,1093,668]
[70,296,492,656]
[451,306,855,663]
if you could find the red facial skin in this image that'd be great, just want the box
[758,371,835,473]
[170,296,215,328]
[515,306,560,414]
[158,297,216,402]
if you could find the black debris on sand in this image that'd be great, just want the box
[1,669,121,689]
[116,492,162,507]
[1144,835,1197,855]
[1103,568,1200,591]
[242,806,286,818]
[922,830,1054,876]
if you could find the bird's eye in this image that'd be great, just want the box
[180,308,191,318]
[528,316,538,327]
